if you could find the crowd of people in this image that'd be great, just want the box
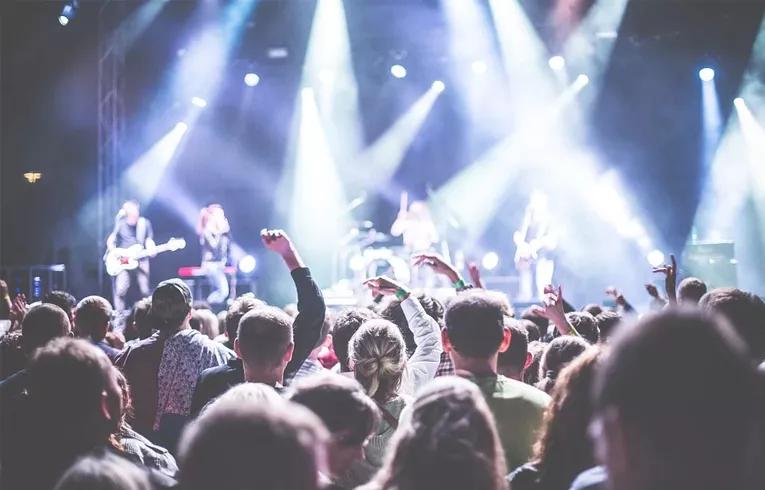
[1,229,764,490]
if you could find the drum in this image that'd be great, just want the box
[350,247,411,284]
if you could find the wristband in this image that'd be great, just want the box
[453,279,467,290]
[395,288,410,300]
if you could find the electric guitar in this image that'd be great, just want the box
[105,238,186,276]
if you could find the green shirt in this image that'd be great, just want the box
[473,374,551,471]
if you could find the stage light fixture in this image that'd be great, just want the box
[238,255,257,274]
[576,74,590,86]
[482,251,500,271]
[244,72,260,87]
[175,122,189,133]
[646,249,665,267]
[699,67,715,82]
[471,60,487,75]
[734,97,745,108]
[58,1,77,26]
[432,80,446,93]
[191,96,208,108]
[548,55,566,71]
[390,64,407,79]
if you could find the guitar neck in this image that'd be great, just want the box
[133,243,174,260]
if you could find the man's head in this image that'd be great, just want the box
[517,319,542,342]
[677,277,707,305]
[564,312,599,344]
[699,288,765,362]
[235,306,294,380]
[537,335,589,393]
[331,307,380,372]
[27,338,123,448]
[179,398,328,490]
[443,291,510,371]
[150,279,192,332]
[122,200,140,225]
[521,307,549,334]
[289,374,380,478]
[74,296,113,342]
[43,291,76,325]
[498,321,531,381]
[21,303,71,355]
[582,304,603,317]
[224,293,266,343]
[593,309,762,490]
[126,298,154,340]
[595,310,622,341]
[380,292,443,356]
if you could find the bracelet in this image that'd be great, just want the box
[453,279,466,290]
[395,288,410,300]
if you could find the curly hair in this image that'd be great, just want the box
[369,376,508,490]
[348,319,406,403]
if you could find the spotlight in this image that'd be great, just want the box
[575,74,590,87]
[699,67,715,82]
[548,55,566,71]
[174,122,189,133]
[390,64,407,79]
[646,249,665,267]
[244,73,260,87]
[471,60,487,75]
[733,97,745,108]
[191,96,208,108]
[432,80,446,93]
[238,255,257,274]
[58,1,77,26]
[481,251,500,271]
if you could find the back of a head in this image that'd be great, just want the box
[595,311,622,341]
[75,296,113,341]
[348,319,406,403]
[21,303,71,354]
[595,309,762,489]
[150,279,192,332]
[191,308,219,339]
[699,288,765,362]
[289,373,380,443]
[582,304,603,317]
[236,306,293,368]
[521,307,549,334]
[498,322,529,377]
[677,277,707,305]
[332,307,380,372]
[43,290,76,320]
[54,451,152,490]
[179,398,328,490]
[377,376,507,490]
[517,319,542,342]
[537,336,589,393]
[380,292,443,356]
[129,298,154,339]
[225,293,266,341]
[523,341,547,386]
[564,312,599,344]
[201,382,283,416]
[445,291,505,359]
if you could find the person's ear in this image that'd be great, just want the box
[234,338,242,358]
[441,329,452,353]
[284,342,295,363]
[523,352,533,371]
[322,333,332,349]
[99,391,113,422]
[498,326,511,353]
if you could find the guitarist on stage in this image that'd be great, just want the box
[514,191,557,302]
[106,200,155,312]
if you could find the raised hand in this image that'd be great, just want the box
[652,254,677,303]
[412,252,461,284]
[644,283,661,299]
[605,286,627,306]
[363,276,410,299]
[261,229,304,271]
[9,293,28,329]
[467,262,484,289]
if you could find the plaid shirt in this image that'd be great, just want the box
[435,351,455,377]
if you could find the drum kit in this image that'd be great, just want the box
[335,221,411,287]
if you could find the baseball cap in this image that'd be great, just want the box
[150,279,193,328]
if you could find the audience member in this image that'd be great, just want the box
[178,397,329,490]
[518,318,542,342]
[200,382,283,415]
[536,336,589,394]
[498,321,531,381]
[562,312,599,344]
[593,309,764,490]
[289,373,381,489]
[286,313,332,385]
[524,341,546,386]
[699,287,765,362]
[443,290,550,471]
[676,277,707,305]
[54,451,155,490]
[43,290,77,325]
[124,297,154,344]
[75,295,120,361]
[581,304,603,317]
[362,376,508,490]
[379,291,444,357]
[189,308,219,339]
[331,307,380,372]
[220,292,265,350]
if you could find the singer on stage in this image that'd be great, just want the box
[106,200,155,312]
[197,204,232,306]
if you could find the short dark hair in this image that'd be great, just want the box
[517,319,542,342]
[595,311,622,341]
[74,296,112,341]
[521,307,549,332]
[537,336,589,393]
[150,279,192,331]
[332,307,380,372]
[677,277,707,305]
[445,291,506,359]
[126,298,154,340]
[225,293,266,342]
[564,312,599,344]
[699,288,765,361]
[380,292,444,356]
[237,306,293,367]
[523,341,546,386]
[289,373,380,445]
[179,400,328,490]
[498,321,529,376]
[54,451,151,490]
[594,309,760,488]
[582,304,603,317]
[21,303,71,354]
[43,291,76,319]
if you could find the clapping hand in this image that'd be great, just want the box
[652,254,677,303]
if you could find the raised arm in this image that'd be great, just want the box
[540,285,580,337]
[412,252,472,291]
[261,229,326,378]
[652,254,677,305]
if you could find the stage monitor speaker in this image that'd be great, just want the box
[683,241,737,290]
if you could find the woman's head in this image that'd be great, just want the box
[374,376,507,490]
[536,336,589,393]
[348,319,406,403]
[531,347,603,490]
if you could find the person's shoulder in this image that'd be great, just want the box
[115,334,161,364]
[199,360,240,381]
[569,466,608,490]
[494,375,551,405]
